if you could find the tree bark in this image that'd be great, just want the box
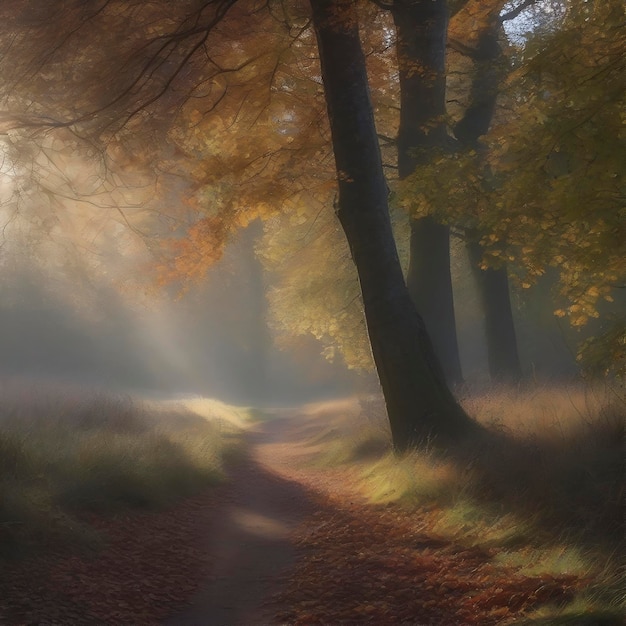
[453,26,523,383]
[467,239,523,382]
[392,0,464,386]
[310,0,476,450]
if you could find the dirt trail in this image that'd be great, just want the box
[166,402,584,626]
[166,414,321,626]
[0,401,588,625]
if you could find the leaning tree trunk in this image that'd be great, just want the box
[310,0,476,450]
[393,0,464,386]
[454,26,523,383]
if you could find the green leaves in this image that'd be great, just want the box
[399,0,625,375]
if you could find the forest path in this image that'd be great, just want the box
[167,398,583,626]
[0,397,593,625]
[0,399,349,626]
[165,408,326,626]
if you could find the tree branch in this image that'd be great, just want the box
[447,38,480,60]
[377,133,396,146]
[500,0,538,23]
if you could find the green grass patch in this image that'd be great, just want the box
[0,383,245,560]
[303,384,625,621]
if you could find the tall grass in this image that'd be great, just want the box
[319,383,625,621]
[0,380,245,559]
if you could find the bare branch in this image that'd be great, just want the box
[447,38,481,60]
[377,133,396,146]
[500,0,538,23]
[2,0,241,134]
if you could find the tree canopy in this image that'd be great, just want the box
[0,0,623,396]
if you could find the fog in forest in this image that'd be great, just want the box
[0,212,587,404]
[0,0,619,406]
[0,222,363,405]
[0,2,622,624]
[0,154,597,404]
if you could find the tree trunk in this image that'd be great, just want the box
[309,0,476,450]
[467,239,523,382]
[453,26,523,383]
[392,0,464,386]
[406,217,462,385]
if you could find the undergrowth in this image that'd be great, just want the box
[0,381,247,560]
[316,383,625,624]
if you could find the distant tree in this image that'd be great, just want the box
[452,15,523,383]
[384,0,464,386]
[399,0,625,377]
[376,0,528,384]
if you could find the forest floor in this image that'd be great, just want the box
[1,396,621,625]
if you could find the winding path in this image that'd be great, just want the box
[166,413,321,625]
[0,399,585,625]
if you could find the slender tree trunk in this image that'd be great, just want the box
[310,0,476,450]
[392,0,463,386]
[467,239,523,382]
[406,217,462,384]
[454,26,523,383]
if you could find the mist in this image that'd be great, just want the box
[0,2,622,624]
[0,221,359,405]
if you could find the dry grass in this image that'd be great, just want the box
[311,383,624,622]
[0,380,247,559]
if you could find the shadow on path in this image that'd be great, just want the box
[163,411,587,626]
[165,421,319,626]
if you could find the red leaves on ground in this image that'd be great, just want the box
[0,430,582,625]
[0,487,222,625]
[271,502,579,626]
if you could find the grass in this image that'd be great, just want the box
[0,380,247,559]
[312,383,625,623]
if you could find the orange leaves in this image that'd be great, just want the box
[158,215,228,285]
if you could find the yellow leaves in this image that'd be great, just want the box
[233,211,253,229]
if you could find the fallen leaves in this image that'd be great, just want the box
[0,420,585,625]
[0,487,222,625]
[271,498,579,625]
